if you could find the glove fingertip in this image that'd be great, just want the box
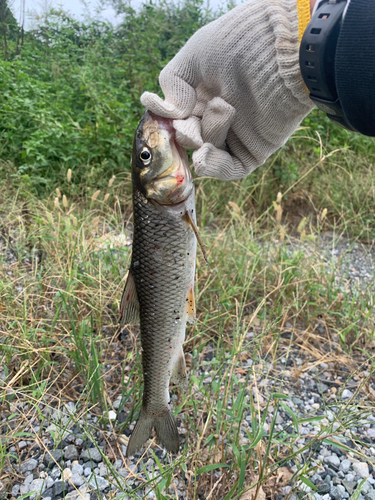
[193,143,250,181]
[140,92,179,118]
[174,117,203,149]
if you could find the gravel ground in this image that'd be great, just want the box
[1,233,374,500]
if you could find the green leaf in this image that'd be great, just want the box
[280,401,299,431]
[12,432,35,438]
[271,393,290,400]
[299,475,317,491]
[238,449,246,492]
[196,463,230,474]
[299,416,325,424]
[350,478,367,500]
[323,439,354,454]
[150,449,165,474]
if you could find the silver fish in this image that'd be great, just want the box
[119,111,206,457]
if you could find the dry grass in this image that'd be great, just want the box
[0,149,375,499]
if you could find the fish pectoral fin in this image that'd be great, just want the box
[186,284,196,324]
[185,211,208,264]
[170,347,188,390]
[119,270,140,326]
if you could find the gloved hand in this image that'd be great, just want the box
[142,0,314,180]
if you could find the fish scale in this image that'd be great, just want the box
[131,189,195,415]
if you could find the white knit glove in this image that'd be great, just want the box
[141,0,314,180]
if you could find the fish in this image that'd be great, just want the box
[119,110,206,457]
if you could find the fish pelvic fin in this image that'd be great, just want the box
[126,407,179,457]
[186,283,196,324]
[185,210,208,264]
[119,270,140,327]
[170,347,188,390]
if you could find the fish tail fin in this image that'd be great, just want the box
[126,408,180,457]
[126,408,154,457]
[154,409,180,454]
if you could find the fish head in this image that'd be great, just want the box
[132,111,193,205]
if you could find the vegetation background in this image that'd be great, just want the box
[0,0,374,498]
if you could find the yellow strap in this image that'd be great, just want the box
[297,0,311,42]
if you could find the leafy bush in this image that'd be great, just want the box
[0,1,218,194]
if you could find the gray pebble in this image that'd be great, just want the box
[89,475,109,491]
[128,463,138,474]
[340,459,352,473]
[365,490,375,500]
[114,459,123,470]
[72,463,84,475]
[45,477,54,489]
[281,486,292,495]
[99,463,108,477]
[353,463,370,479]
[11,484,20,496]
[81,448,103,462]
[42,487,54,499]
[324,454,341,468]
[64,445,79,461]
[276,414,284,424]
[343,481,357,495]
[342,389,354,399]
[21,458,38,473]
[360,480,373,496]
[331,486,343,500]
[50,467,61,480]
[29,479,46,500]
[52,480,67,497]
[337,485,349,499]
[65,492,90,500]
[84,467,92,477]
[44,450,64,469]
[292,397,304,406]
[118,468,128,478]
[71,472,85,487]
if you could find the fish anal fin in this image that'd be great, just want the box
[185,211,208,264]
[119,270,140,327]
[186,284,196,324]
[170,347,188,390]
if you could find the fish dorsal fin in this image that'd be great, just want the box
[186,283,196,324]
[185,211,208,264]
[119,270,140,326]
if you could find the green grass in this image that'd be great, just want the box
[0,125,374,499]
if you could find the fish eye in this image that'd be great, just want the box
[139,148,152,165]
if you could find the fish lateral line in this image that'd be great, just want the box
[184,210,208,265]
